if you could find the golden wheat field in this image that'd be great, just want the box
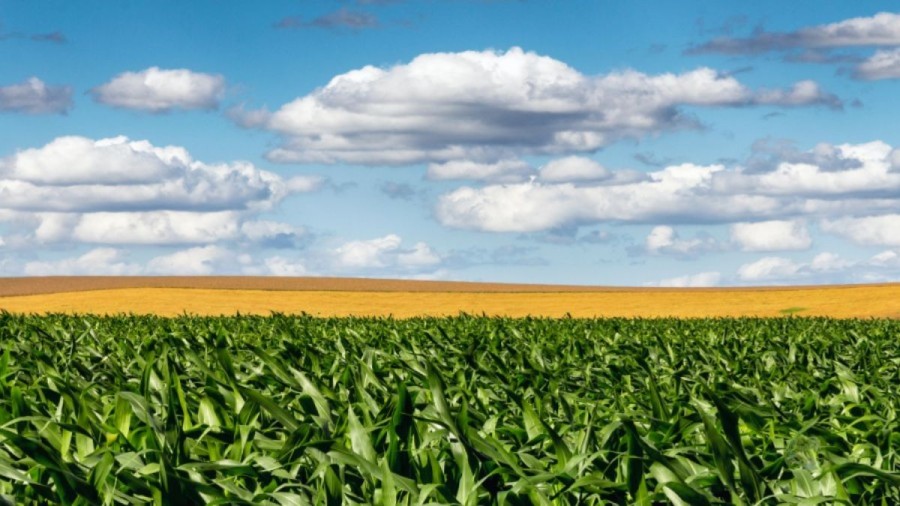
[0,277,898,318]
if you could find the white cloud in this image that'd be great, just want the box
[737,256,804,282]
[427,159,533,182]
[891,149,900,171]
[0,136,311,212]
[0,136,321,246]
[437,141,900,233]
[3,135,188,186]
[713,141,899,196]
[690,13,900,85]
[240,220,305,246]
[22,211,262,246]
[437,163,785,232]
[24,248,141,275]
[854,48,900,80]
[92,67,225,112]
[333,234,403,269]
[285,175,324,193]
[754,80,838,107]
[32,213,80,243]
[645,226,676,252]
[821,214,900,246]
[397,242,441,267]
[16,245,316,276]
[737,252,851,283]
[645,225,717,256]
[70,211,241,245]
[692,12,900,54]
[655,271,721,287]
[263,256,308,276]
[810,252,850,271]
[799,12,900,47]
[146,246,232,275]
[538,156,610,183]
[0,77,72,114]
[730,220,811,252]
[332,234,442,273]
[870,250,900,267]
[242,47,836,165]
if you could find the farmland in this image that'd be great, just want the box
[1,277,900,318]
[1,313,899,504]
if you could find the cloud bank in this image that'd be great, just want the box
[436,141,900,233]
[0,77,72,114]
[235,47,838,165]
[690,12,900,54]
[690,12,900,81]
[92,67,226,112]
[0,136,320,245]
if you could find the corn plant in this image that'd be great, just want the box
[0,312,899,504]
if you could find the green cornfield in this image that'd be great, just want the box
[1,313,899,504]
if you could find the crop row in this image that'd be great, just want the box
[1,313,899,504]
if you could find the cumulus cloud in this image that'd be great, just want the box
[713,141,899,196]
[397,242,442,268]
[821,214,900,246]
[240,220,305,248]
[810,252,852,272]
[24,248,141,276]
[735,251,861,284]
[15,211,265,246]
[753,80,841,108]
[538,156,610,183]
[437,163,777,232]
[72,211,242,245]
[730,220,811,252]
[689,12,900,81]
[146,246,233,275]
[0,136,321,245]
[645,225,718,257]
[262,256,308,276]
[332,234,441,272]
[743,138,864,173]
[17,245,315,277]
[690,12,900,55]
[427,159,533,182]
[737,256,805,282]
[3,135,189,186]
[654,271,721,287]
[870,250,900,268]
[854,48,900,80]
[0,136,321,213]
[436,140,900,233]
[92,67,226,112]
[334,234,402,269]
[798,12,900,47]
[238,47,838,165]
[0,77,72,114]
[891,149,900,171]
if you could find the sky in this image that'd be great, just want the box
[2,1,900,286]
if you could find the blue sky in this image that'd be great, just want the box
[2,1,900,285]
